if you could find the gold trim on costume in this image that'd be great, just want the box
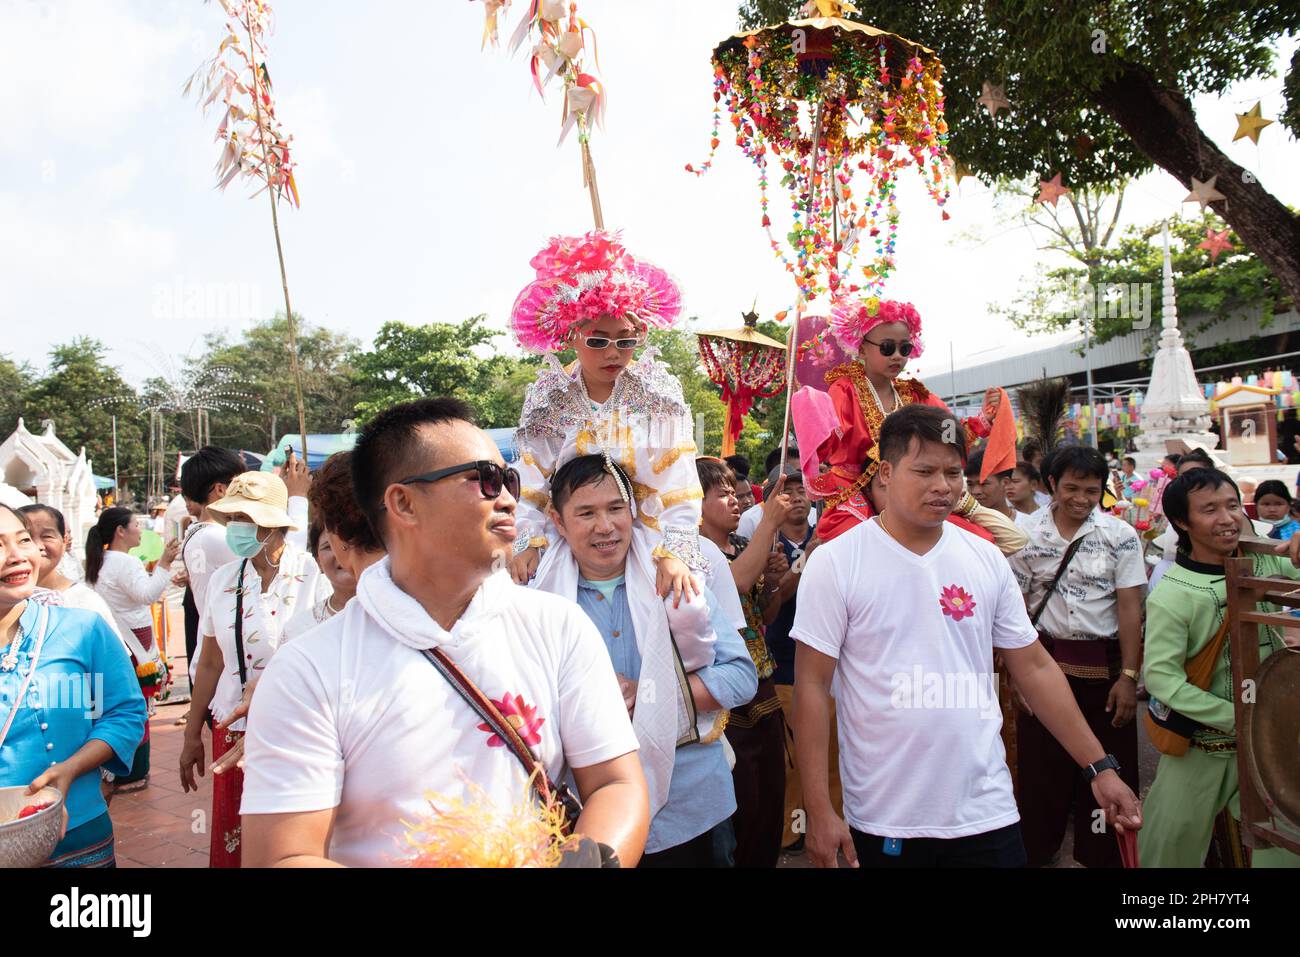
[520,451,553,479]
[659,487,704,510]
[652,443,698,475]
[521,488,551,510]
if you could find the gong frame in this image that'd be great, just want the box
[1225,538,1300,855]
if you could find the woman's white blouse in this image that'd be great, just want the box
[198,543,331,730]
[93,550,171,634]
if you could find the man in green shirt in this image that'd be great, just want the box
[1140,468,1300,868]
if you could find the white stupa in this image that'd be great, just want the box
[1132,223,1219,470]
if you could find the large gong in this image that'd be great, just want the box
[1246,647,1300,828]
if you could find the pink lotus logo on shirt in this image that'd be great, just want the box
[939,584,977,621]
[477,693,545,749]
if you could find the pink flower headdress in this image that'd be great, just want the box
[510,230,683,353]
[828,297,925,358]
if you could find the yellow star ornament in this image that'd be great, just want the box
[1233,102,1273,144]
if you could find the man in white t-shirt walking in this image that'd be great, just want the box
[239,398,649,867]
[791,404,1142,867]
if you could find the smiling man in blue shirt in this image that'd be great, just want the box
[534,454,758,867]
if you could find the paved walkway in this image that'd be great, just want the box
[112,594,213,868]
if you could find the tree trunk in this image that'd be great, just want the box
[1092,61,1300,309]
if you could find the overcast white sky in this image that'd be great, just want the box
[1,0,1296,400]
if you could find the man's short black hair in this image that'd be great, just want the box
[1122,456,1136,468]
[723,455,750,480]
[697,457,737,497]
[1162,468,1239,553]
[551,454,633,514]
[1044,445,1109,491]
[963,448,1012,481]
[1178,448,1215,471]
[180,446,246,504]
[764,445,796,475]
[1021,438,1044,460]
[878,404,966,465]
[351,397,477,538]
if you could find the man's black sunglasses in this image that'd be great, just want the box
[395,460,521,501]
[863,338,915,358]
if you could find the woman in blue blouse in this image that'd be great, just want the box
[0,504,146,867]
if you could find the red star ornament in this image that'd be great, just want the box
[1197,228,1233,261]
[1036,172,1072,208]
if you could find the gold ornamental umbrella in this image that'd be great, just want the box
[696,306,787,458]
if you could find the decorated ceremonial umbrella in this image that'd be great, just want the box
[689,0,952,467]
[695,305,787,457]
[689,0,950,302]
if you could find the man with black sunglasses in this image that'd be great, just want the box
[240,398,650,867]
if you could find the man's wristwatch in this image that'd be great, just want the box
[1120,668,1139,682]
[1082,754,1121,781]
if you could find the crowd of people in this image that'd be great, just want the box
[2,229,1297,869]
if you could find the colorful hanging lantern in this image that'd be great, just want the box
[696,305,788,456]
[687,1,951,302]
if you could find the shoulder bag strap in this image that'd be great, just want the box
[233,559,249,689]
[1030,536,1086,629]
[419,646,581,823]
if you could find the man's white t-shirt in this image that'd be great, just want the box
[790,519,1038,839]
[240,565,639,867]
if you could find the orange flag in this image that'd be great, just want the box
[979,388,1017,483]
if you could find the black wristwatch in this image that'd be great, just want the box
[1082,754,1121,781]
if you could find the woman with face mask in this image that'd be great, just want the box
[85,506,180,791]
[177,471,329,868]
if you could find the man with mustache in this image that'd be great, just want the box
[239,399,649,867]
[791,404,1142,868]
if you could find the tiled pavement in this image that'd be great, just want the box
[112,701,212,868]
[111,596,213,868]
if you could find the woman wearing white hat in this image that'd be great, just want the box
[176,471,330,868]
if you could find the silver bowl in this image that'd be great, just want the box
[0,785,64,868]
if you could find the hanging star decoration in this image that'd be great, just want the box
[1197,227,1233,261]
[977,80,1011,118]
[1232,101,1273,144]
[1182,175,1226,211]
[1036,172,1072,207]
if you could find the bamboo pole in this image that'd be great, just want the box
[778,100,827,476]
[245,11,308,461]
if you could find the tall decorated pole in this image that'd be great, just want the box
[475,0,607,228]
[186,0,308,457]
[689,1,953,471]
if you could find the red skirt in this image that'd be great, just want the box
[210,728,244,868]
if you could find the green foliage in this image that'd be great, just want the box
[20,339,147,488]
[196,315,364,450]
[997,212,1284,345]
[0,355,32,440]
[737,1,1299,184]
[353,316,531,429]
